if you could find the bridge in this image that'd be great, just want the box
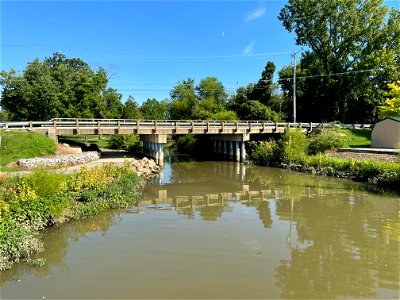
[0,118,371,166]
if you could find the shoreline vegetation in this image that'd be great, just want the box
[0,162,154,270]
[247,128,400,194]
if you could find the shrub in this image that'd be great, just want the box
[308,129,348,154]
[280,128,308,164]
[0,217,44,270]
[176,134,198,154]
[109,134,142,154]
[248,140,281,166]
[22,168,67,198]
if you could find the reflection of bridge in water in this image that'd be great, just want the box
[137,184,280,212]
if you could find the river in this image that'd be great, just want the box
[1,161,399,299]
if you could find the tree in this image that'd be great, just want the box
[168,77,230,120]
[278,0,400,123]
[122,96,142,119]
[101,88,124,119]
[0,53,123,120]
[236,100,281,121]
[169,79,197,120]
[140,98,169,120]
[195,77,228,118]
[228,84,255,112]
[250,61,277,106]
[379,81,400,117]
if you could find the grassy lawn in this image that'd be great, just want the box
[339,129,372,148]
[59,134,111,149]
[0,130,57,170]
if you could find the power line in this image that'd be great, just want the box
[278,67,399,82]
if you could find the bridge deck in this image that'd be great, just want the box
[0,118,372,136]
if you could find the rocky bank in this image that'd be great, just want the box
[16,148,162,179]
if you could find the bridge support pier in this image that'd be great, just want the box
[210,134,249,162]
[140,134,167,167]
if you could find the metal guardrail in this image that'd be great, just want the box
[0,118,372,132]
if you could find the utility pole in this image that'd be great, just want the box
[291,50,300,123]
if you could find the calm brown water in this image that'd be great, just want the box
[1,161,399,299]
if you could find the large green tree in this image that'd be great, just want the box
[140,98,169,120]
[169,79,197,120]
[0,53,124,120]
[122,96,142,119]
[250,61,277,106]
[168,77,232,120]
[195,76,229,119]
[278,0,400,123]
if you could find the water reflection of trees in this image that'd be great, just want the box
[0,210,121,287]
[274,193,399,298]
[152,162,399,298]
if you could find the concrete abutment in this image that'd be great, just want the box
[140,134,167,167]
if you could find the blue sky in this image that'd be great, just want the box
[1,0,399,104]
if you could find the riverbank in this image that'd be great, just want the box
[0,154,162,270]
[248,129,400,194]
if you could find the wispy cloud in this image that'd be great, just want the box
[244,7,266,22]
[242,40,255,56]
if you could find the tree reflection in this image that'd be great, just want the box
[274,193,399,299]
[0,210,121,286]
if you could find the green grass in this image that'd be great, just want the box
[339,129,372,148]
[0,130,56,169]
[60,135,111,149]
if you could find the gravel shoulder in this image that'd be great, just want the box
[326,149,399,163]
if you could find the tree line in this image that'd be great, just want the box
[1,0,399,123]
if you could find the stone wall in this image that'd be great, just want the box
[18,151,101,169]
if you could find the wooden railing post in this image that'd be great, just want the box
[97,121,101,134]
[155,121,158,133]
[236,122,239,133]
[76,119,79,134]
[53,120,57,129]
[221,122,225,133]
[117,120,121,133]
[29,121,33,129]
[207,122,210,133]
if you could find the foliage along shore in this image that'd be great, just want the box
[0,163,146,271]
[247,128,400,194]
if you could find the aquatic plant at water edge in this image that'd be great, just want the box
[247,140,281,166]
[0,164,144,270]
[280,128,308,164]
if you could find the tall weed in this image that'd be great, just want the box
[280,128,308,164]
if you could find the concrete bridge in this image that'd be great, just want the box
[0,118,371,165]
